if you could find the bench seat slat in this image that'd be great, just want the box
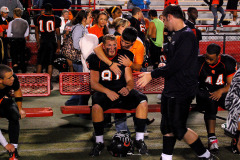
[61,104,161,114]
[24,107,53,117]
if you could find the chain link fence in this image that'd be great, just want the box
[200,34,240,63]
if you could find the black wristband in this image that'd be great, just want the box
[15,97,23,102]
[109,62,113,67]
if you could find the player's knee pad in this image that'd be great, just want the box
[160,121,172,136]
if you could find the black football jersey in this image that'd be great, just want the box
[198,54,237,92]
[87,49,134,92]
[34,14,61,40]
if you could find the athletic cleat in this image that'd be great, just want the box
[213,30,218,34]
[89,142,104,157]
[134,140,148,155]
[9,152,18,160]
[231,137,240,154]
[199,153,219,160]
[208,137,219,153]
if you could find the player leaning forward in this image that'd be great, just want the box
[137,5,219,160]
[87,34,148,156]
[0,64,26,160]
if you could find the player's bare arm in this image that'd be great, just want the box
[209,75,234,101]
[90,70,119,101]
[56,28,61,54]
[118,67,134,96]
[94,45,121,75]
[14,88,26,119]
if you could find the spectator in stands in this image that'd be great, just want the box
[7,8,29,73]
[0,0,23,18]
[227,0,239,25]
[137,5,219,160]
[225,68,240,155]
[204,0,225,34]
[164,0,178,8]
[34,3,61,89]
[197,43,236,153]
[0,64,26,159]
[185,7,202,50]
[60,9,70,45]
[42,0,71,16]
[132,0,151,18]
[91,9,100,26]
[87,34,149,156]
[113,17,130,36]
[106,6,122,34]
[0,6,13,65]
[88,11,108,43]
[126,7,146,44]
[65,10,93,108]
[147,9,164,69]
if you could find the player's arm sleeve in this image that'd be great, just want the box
[151,32,196,78]
[12,74,20,91]
[72,25,84,51]
[134,42,144,65]
[226,57,237,77]
[0,130,8,147]
[86,54,99,71]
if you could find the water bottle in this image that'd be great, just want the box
[7,58,12,68]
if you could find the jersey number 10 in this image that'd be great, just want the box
[39,20,55,32]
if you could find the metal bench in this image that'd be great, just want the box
[16,73,53,117]
[59,72,164,114]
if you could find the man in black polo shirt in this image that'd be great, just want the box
[0,64,26,159]
[137,5,219,160]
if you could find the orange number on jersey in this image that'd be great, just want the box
[101,70,120,81]
[160,55,166,63]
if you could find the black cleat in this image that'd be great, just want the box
[199,153,219,160]
[134,140,148,155]
[89,142,104,157]
[231,137,240,154]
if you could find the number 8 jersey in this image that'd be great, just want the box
[198,54,237,92]
[34,14,61,40]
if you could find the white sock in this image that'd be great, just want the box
[136,132,144,141]
[198,149,211,158]
[95,135,104,143]
[161,153,173,160]
[12,144,18,148]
